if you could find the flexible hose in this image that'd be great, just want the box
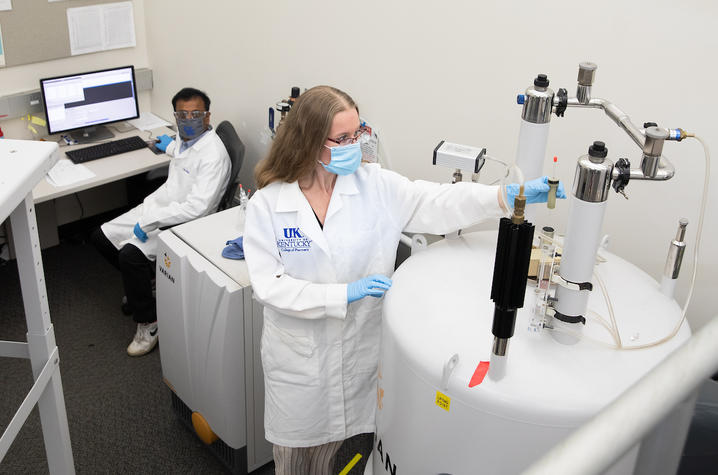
[484,154,511,185]
[593,271,622,348]
[496,163,525,211]
[619,134,709,349]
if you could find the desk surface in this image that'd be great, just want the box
[1,139,60,221]
[170,206,250,287]
[32,126,174,204]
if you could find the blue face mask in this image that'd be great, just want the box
[177,117,206,141]
[321,142,362,175]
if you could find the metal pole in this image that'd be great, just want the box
[523,314,718,475]
[9,194,75,474]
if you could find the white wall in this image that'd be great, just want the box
[0,0,150,139]
[144,0,717,330]
[16,0,713,330]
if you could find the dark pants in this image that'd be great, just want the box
[90,228,156,324]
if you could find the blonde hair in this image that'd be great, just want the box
[255,85,358,189]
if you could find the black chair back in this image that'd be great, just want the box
[215,120,246,211]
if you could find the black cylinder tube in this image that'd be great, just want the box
[490,217,535,339]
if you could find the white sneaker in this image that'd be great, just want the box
[127,322,158,356]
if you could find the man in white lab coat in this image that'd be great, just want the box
[243,85,562,474]
[91,87,230,356]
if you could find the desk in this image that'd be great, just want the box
[0,139,75,473]
[33,126,173,204]
[2,126,174,251]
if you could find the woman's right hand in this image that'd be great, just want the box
[347,274,392,303]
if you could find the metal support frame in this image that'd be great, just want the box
[0,194,74,474]
[524,314,718,475]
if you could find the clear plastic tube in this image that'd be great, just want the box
[619,134,709,350]
[484,154,511,185]
[547,326,617,350]
[496,163,525,211]
[593,270,622,348]
[586,310,618,343]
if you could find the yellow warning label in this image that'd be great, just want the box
[435,391,451,412]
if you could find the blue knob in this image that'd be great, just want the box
[517,94,526,105]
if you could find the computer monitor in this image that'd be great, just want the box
[40,65,140,143]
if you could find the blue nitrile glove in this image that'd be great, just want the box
[505,176,567,207]
[133,223,148,242]
[155,134,173,152]
[221,236,244,260]
[347,274,393,303]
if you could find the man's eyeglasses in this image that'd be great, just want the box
[326,129,367,146]
[173,110,208,120]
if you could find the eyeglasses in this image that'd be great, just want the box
[326,129,367,146]
[173,110,208,120]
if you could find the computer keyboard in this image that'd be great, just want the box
[65,135,148,164]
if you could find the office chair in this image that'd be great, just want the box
[215,120,246,211]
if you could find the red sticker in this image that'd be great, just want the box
[469,361,490,388]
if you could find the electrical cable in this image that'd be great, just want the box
[74,193,85,219]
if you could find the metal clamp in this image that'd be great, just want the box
[551,274,593,292]
[612,157,631,199]
[555,88,568,117]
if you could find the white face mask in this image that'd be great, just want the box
[320,142,362,175]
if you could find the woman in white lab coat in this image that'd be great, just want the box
[243,85,556,474]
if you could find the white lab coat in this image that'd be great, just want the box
[243,163,506,447]
[101,128,230,258]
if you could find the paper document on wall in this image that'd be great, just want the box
[128,112,172,131]
[67,2,135,55]
[0,1,11,12]
[46,159,96,187]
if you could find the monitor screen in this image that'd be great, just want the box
[40,65,140,135]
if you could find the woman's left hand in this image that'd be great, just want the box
[506,176,566,206]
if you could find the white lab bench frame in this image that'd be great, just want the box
[0,139,75,474]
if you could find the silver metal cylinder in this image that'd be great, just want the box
[577,62,597,86]
[576,85,592,104]
[573,142,614,203]
[642,127,669,178]
[452,169,463,183]
[521,75,555,124]
[664,219,688,279]
[492,336,509,357]
[643,127,668,156]
[576,62,597,104]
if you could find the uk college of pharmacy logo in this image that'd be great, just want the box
[163,252,171,268]
[277,227,312,252]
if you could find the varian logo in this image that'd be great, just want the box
[159,252,175,283]
[277,227,312,252]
